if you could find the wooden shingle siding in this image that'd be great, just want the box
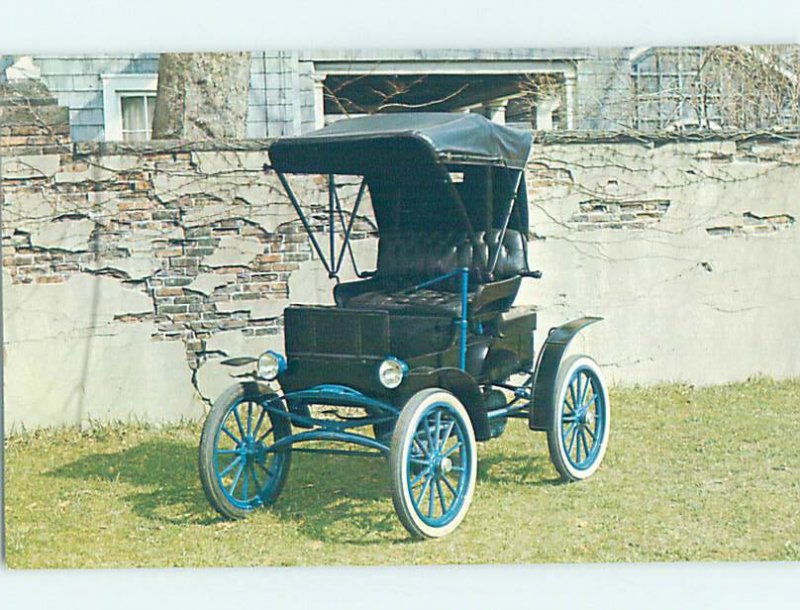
[245,51,309,138]
[26,54,160,141]
[71,124,104,141]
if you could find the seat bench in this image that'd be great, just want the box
[334,229,528,318]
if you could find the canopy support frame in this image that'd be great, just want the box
[276,171,367,281]
[332,178,367,277]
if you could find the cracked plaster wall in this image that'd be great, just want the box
[2,134,799,430]
[1,141,374,430]
[525,136,800,385]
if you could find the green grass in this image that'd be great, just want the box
[4,379,800,568]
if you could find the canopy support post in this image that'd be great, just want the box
[484,166,493,232]
[328,174,336,277]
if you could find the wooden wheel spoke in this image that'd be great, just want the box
[219,455,242,477]
[228,460,246,495]
[256,427,274,443]
[221,425,240,444]
[436,479,447,513]
[417,476,432,506]
[250,463,261,490]
[252,407,267,438]
[441,473,458,496]
[410,469,427,488]
[232,408,246,438]
[567,425,579,455]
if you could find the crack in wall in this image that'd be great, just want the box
[706,211,796,236]
[5,133,800,425]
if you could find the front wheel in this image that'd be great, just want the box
[546,355,610,481]
[199,382,292,519]
[390,389,477,539]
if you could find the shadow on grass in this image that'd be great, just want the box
[48,436,561,543]
[46,437,397,542]
[477,452,563,487]
[47,439,216,525]
[275,452,401,544]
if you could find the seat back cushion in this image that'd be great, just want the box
[377,229,527,290]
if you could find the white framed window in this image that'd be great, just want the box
[101,73,158,141]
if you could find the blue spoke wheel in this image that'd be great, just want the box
[199,382,292,519]
[547,355,610,481]
[390,389,477,539]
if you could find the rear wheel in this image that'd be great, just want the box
[199,382,292,519]
[390,389,477,539]
[546,355,610,481]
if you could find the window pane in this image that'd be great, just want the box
[121,97,147,133]
[121,95,158,141]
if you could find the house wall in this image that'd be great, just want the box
[3,131,799,431]
[573,48,635,130]
[3,49,639,142]
[247,51,318,138]
[31,54,160,141]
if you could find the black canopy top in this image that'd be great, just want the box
[268,112,533,174]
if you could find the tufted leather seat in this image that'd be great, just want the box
[345,287,465,317]
[335,229,527,317]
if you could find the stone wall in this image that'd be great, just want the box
[0,80,71,153]
[2,130,799,430]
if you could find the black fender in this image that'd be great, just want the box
[404,367,491,441]
[529,317,603,431]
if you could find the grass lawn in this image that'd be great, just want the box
[4,379,800,568]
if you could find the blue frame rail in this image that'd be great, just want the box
[260,384,400,456]
[487,374,535,420]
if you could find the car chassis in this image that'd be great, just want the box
[198,113,610,538]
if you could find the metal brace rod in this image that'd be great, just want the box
[266,429,390,455]
[276,171,332,275]
[488,170,524,276]
[333,178,367,275]
[328,174,336,273]
[263,402,394,432]
[439,167,488,281]
[285,447,385,459]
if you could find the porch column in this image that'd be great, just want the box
[483,99,508,124]
[535,97,561,131]
[564,73,577,130]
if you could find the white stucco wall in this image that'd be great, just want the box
[2,136,799,431]
[2,272,198,429]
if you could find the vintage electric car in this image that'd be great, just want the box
[198,113,610,538]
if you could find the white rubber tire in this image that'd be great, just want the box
[199,382,292,519]
[390,388,478,539]
[546,355,610,481]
